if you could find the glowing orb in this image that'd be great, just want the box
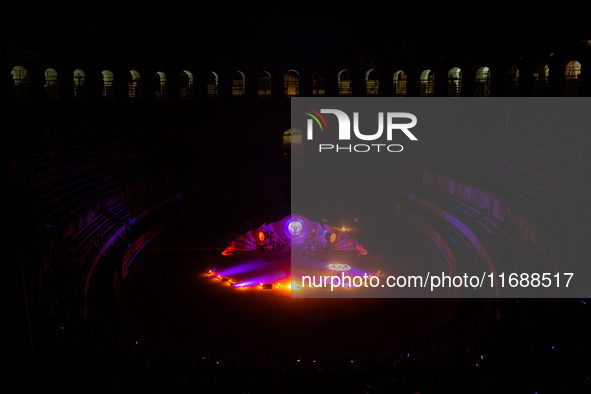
[283,215,307,241]
[327,263,351,271]
[288,221,303,237]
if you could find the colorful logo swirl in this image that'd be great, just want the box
[303,107,329,132]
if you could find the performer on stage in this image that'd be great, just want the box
[308,228,316,245]
[304,228,317,254]
[269,230,283,252]
[324,230,337,249]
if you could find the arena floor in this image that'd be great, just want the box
[117,195,464,364]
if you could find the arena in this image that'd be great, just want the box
[4,6,591,393]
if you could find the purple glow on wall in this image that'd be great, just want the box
[443,212,483,255]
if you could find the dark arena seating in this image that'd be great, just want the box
[3,9,591,393]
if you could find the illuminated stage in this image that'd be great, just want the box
[221,213,367,256]
[216,214,372,292]
[118,197,461,363]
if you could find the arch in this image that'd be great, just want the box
[282,128,303,146]
[338,69,352,96]
[365,68,379,96]
[283,128,304,160]
[102,70,115,99]
[393,70,407,97]
[563,60,581,96]
[11,66,30,100]
[447,67,462,97]
[73,69,86,100]
[180,70,194,99]
[474,66,491,97]
[420,69,434,96]
[505,65,519,96]
[155,71,167,100]
[129,70,142,98]
[284,69,300,96]
[312,71,325,96]
[207,71,219,98]
[564,60,581,78]
[258,71,271,97]
[532,63,549,96]
[232,71,246,96]
[44,68,60,101]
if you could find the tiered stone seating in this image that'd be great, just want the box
[426,129,588,226]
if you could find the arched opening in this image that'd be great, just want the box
[258,71,271,97]
[232,71,246,96]
[447,67,462,97]
[180,70,194,99]
[420,69,434,96]
[11,66,30,100]
[338,69,352,96]
[564,60,581,78]
[44,68,60,101]
[474,66,491,97]
[282,128,303,162]
[365,69,379,96]
[102,70,115,100]
[129,70,142,98]
[505,65,519,96]
[532,63,549,96]
[155,71,167,100]
[312,72,325,96]
[563,60,581,96]
[207,71,219,98]
[73,69,86,100]
[282,128,303,148]
[284,70,300,96]
[393,70,407,97]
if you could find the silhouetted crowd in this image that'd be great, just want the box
[20,281,591,393]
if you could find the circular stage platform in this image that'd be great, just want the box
[117,195,463,364]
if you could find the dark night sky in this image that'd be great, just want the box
[1,2,588,66]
